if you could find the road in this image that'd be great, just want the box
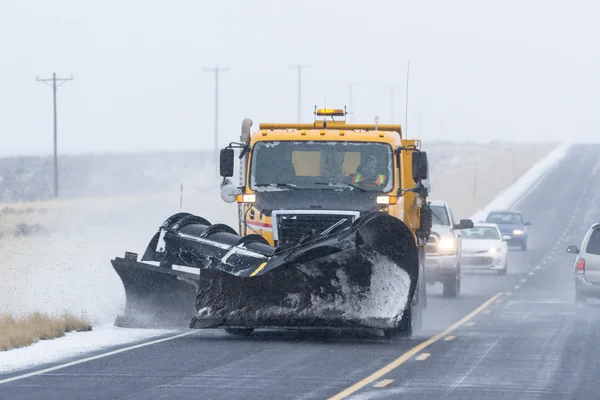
[1,143,599,400]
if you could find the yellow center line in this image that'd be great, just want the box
[444,336,456,341]
[327,292,503,400]
[416,353,431,361]
[466,321,476,327]
[373,379,394,388]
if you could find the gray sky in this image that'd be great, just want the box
[1,0,598,156]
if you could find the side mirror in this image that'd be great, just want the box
[502,234,511,241]
[412,151,429,181]
[220,148,234,177]
[524,221,532,226]
[454,219,474,230]
[566,245,580,254]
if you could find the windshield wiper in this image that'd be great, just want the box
[313,181,367,192]
[254,183,298,190]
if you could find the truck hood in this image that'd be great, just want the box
[430,225,454,236]
[494,223,525,233]
[462,239,502,253]
[253,189,383,216]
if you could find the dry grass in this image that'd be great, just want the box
[0,312,92,351]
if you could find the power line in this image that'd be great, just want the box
[36,72,73,198]
[290,64,309,122]
[203,66,229,174]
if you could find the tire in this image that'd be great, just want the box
[575,288,586,304]
[225,327,254,336]
[521,240,527,251]
[497,258,508,275]
[442,266,460,297]
[384,282,423,338]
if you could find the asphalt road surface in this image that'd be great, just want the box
[2,143,599,400]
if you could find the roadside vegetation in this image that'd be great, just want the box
[0,312,92,351]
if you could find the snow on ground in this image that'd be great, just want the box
[470,142,572,221]
[0,325,178,374]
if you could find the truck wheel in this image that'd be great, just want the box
[383,287,423,338]
[521,240,527,251]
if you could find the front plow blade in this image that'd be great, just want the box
[191,212,419,331]
[111,255,199,328]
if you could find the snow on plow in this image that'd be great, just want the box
[111,211,419,333]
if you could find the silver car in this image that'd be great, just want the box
[566,222,600,303]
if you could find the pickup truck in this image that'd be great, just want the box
[424,200,474,297]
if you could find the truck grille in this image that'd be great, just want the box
[274,212,356,246]
[462,256,495,265]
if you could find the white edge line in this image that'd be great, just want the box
[0,331,195,385]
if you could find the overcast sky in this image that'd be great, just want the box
[0,0,598,156]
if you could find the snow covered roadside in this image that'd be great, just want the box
[470,142,572,221]
[0,325,179,374]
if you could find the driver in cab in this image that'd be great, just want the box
[348,156,387,187]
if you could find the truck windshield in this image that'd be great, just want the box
[249,141,394,192]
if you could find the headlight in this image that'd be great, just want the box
[488,246,501,255]
[513,229,524,235]
[438,237,457,254]
[376,195,397,205]
[236,193,256,203]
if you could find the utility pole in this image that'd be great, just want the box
[203,66,229,174]
[290,64,309,122]
[36,72,73,198]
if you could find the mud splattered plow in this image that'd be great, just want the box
[111,211,420,333]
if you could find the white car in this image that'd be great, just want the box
[460,223,509,275]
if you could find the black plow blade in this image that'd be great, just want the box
[190,212,419,331]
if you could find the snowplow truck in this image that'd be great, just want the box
[111,107,432,337]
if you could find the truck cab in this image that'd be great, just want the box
[424,199,473,297]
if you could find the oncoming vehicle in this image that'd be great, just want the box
[424,200,473,297]
[484,210,531,250]
[461,223,510,275]
[567,222,600,303]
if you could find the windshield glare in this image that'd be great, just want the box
[250,141,394,192]
[463,227,500,240]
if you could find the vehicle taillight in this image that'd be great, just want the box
[577,258,585,274]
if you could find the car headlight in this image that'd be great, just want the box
[488,246,501,255]
[513,229,524,235]
[438,237,457,255]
